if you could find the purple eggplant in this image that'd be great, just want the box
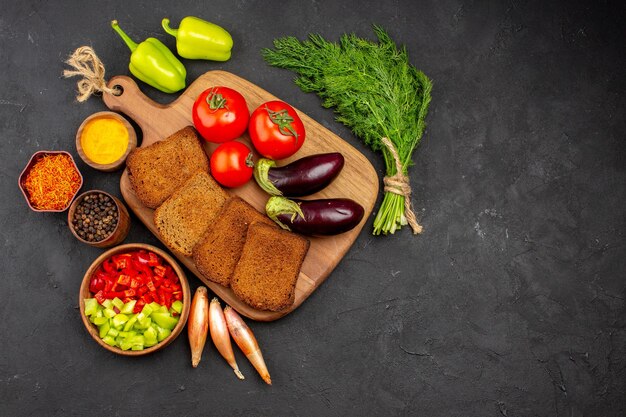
[265,196,364,236]
[254,153,344,197]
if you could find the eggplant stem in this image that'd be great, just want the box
[253,158,282,196]
[265,196,305,231]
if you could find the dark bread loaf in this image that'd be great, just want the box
[231,221,309,311]
[192,196,276,287]
[154,171,229,256]
[126,126,209,209]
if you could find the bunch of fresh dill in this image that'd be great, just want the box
[262,26,432,235]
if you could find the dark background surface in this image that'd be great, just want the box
[1,1,624,416]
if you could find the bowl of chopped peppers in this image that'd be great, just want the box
[79,243,190,356]
[18,150,83,212]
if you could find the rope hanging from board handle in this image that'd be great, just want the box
[63,46,121,102]
[381,137,423,234]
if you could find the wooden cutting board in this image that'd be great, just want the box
[103,70,379,321]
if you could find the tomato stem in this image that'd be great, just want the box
[264,105,299,143]
[206,88,228,111]
[245,152,254,168]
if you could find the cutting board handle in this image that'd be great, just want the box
[103,76,168,138]
[102,75,186,146]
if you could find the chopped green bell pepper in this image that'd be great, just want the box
[112,297,124,311]
[143,327,158,347]
[111,20,186,93]
[93,316,108,326]
[112,313,129,328]
[98,321,110,339]
[120,300,136,315]
[135,317,152,330]
[84,298,99,316]
[162,16,233,61]
[156,326,171,342]
[86,298,180,351]
[151,312,179,330]
[102,335,117,347]
[123,315,138,332]
[171,300,183,314]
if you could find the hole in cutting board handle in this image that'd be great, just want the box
[113,85,124,96]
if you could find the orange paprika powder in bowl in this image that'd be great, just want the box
[18,150,83,212]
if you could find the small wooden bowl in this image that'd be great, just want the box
[75,111,137,172]
[18,150,83,212]
[79,243,191,356]
[68,190,131,248]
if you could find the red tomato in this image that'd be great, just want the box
[210,141,254,188]
[248,100,306,160]
[192,87,250,143]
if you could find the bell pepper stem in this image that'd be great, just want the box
[161,18,179,38]
[111,20,138,52]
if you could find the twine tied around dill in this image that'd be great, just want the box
[381,137,423,234]
[63,46,121,102]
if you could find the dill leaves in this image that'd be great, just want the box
[262,26,432,235]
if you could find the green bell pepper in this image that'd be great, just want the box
[162,16,233,61]
[111,20,186,93]
[84,298,99,317]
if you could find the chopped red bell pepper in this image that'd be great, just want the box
[153,276,163,289]
[102,258,116,274]
[103,291,125,299]
[166,269,179,284]
[117,274,131,286]
[113,255,131,270]
[148,252,160,266]
[94,290,106,304]
[133,299,146,314]
[153,265,167,277]
[134,250,150,264]
[161,291,172,309]
[89,276,105,293]
[89,249,182,309]
[134,263,153,278]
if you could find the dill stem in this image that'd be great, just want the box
[373,191,406,235]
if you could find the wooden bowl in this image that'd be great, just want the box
[18,150,83,212]
[79,243,191,356]
[75,111,137,172]
[68,190,131,248]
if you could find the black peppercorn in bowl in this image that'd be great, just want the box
[67,190,130,248]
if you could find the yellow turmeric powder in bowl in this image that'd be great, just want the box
[76,112,137,172]
[80,117,128,164]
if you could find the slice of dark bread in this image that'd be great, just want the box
[192,196,276,287]
[154,171,229,256]
[126,126,209,209]
[230,222,309,311]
